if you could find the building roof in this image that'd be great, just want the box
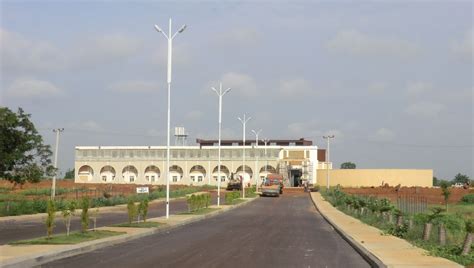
[196,138,313,147]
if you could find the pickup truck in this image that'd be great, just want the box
[260,174,284,197]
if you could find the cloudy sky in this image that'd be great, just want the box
[1,1,472,180]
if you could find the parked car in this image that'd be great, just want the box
[226,173,242,191]
[260,174,284,197]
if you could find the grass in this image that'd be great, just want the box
[179,207,219,215]
[227,198,246,205]
[10,230,125,245]
[112,222,163,228]
[430,203,474,220]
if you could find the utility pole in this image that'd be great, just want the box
[323,135,335,190]
[211,82,231,207]
[262,138,270,175]
[51,128,64,200]
[251,129,262,192]
[238,114,251,198]
[154,18,187,219]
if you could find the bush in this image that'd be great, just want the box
[461,194,474,204]
[311,185,320,192]
[127,199,137,224]
[186,193,211,212]
[225,191,240,204]
[45,199,56,239]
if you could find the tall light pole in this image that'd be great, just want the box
[51,128,64,200]
[238,114,251,198]
[211,82,231,207]
[251,129,261,192]
[154,18,187,219]
[262,138,269,175]
[323,135,335,190]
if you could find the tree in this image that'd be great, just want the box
[453,173,470,184]
[64,168,75,179]
[80,197,90,233]
[340,162,356,169]
[462,219,473,256]
[45,199,56,239]
[0,107,55,187]
[440,181,451,212]
[62,201,76,236]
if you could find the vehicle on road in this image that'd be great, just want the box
[260,174,284,197]
[226,173,242,191]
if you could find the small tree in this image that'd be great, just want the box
[440,181,451,212]
[64,168,75,179]
[127,199,137,224]
[140,198,149,222]
[340,162,356,169]
[423,207,444,241]
[62,201,76,236]
[45,199,56,239]
[80,197,90,233]
[462,219,473,256]
[453,173,470,185]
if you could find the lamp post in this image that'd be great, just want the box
[323,135,335,190]
[154,18,187,219]
[251,129,262,192]
[51,128,64,200]
[238,114,251,198]
[211,82,231,207]
[262,138,269,175]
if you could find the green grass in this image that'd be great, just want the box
[228,198,246,205]
[179,207,219,215]
[10,230,125,245]
[112,222,163,228]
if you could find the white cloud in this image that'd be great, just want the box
[326,30,420,58]
[207,72,258,98]
[406,81,432,96]
[451,29,473,60]
[278,78,313,97]
[216,27,260,47]
[185,110,204,121]
[108,80,159,93]
[6,78,62,98]
[72,34,142,67]
[369,128,396,142]
[404,101,445,118]
[0,28,65,73]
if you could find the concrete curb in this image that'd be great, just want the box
[309,193,387,268]
[1,197,257,268]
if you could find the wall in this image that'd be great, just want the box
[316,169,433,187]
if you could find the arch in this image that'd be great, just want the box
[144,165,160,183]
[259,165,277,174]
[212,165,230,182]
[100,165,116,182]
[236,165,253,184]
[78,165,94,182]
[122,165,138,183]
[189,165,206,183]
[169,165,184,182]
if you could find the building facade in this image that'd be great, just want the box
[75,138,329,187]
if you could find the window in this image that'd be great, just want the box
[213,176,218,181]
[130,176,135,182]
[221,176,225,182]
[151,176,155,182]
[146,175,150,181]
[172,176,178,182]
[102,176,106,182]
[289,142,296,146]
[112,150,118,158]
[179,150,185,158]
[198,176,203,182]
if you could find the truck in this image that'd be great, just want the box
[260,173,284,197]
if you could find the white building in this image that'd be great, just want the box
[75,138,331,187]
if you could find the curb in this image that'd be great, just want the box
[1,197,257,268]
[309,193,387,268]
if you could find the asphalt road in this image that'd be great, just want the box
[42,193,370,268]
[0,192,223,245]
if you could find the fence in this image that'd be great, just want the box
[396,195,427,215]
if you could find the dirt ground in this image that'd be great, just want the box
[342,186,473,205]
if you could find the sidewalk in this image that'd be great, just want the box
[0,197,257,268]
[310,192,462,268]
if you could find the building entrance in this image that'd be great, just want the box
[290,169,302,187]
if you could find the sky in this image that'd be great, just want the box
[1,1,472,180]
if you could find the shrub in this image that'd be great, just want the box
[80,197,90,233]
[127,199,137,224]
[461,194,474,204]
[140,198,149,222]
[45,199,56,239]
[62,201,76,236]
[311,185,320,192]
[186,193,211,212]
[225,191,240,205]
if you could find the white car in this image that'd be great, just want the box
[452,183,464,188]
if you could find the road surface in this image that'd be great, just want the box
[42,192,370,268]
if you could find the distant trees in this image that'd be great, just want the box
[433,173,471,187]
[0,107,54,187]
[453,173,470,185]
[340,162,356,169]
[64,168,75,179]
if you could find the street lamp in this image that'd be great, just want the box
[51,128,64,200]
[238,114,251,198]
[211,82,231,207]
[323,135,335,190]
[262,138,270,176]
[154,18,187,219]
[251,129,262,192]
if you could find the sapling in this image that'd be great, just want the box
[91,207,99,231]
[62,201,76,236]
[127,199,137,224]
[141,198,149,222]
[45,199,56,239]
[462,219,473,256]
[81,197,90,233]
